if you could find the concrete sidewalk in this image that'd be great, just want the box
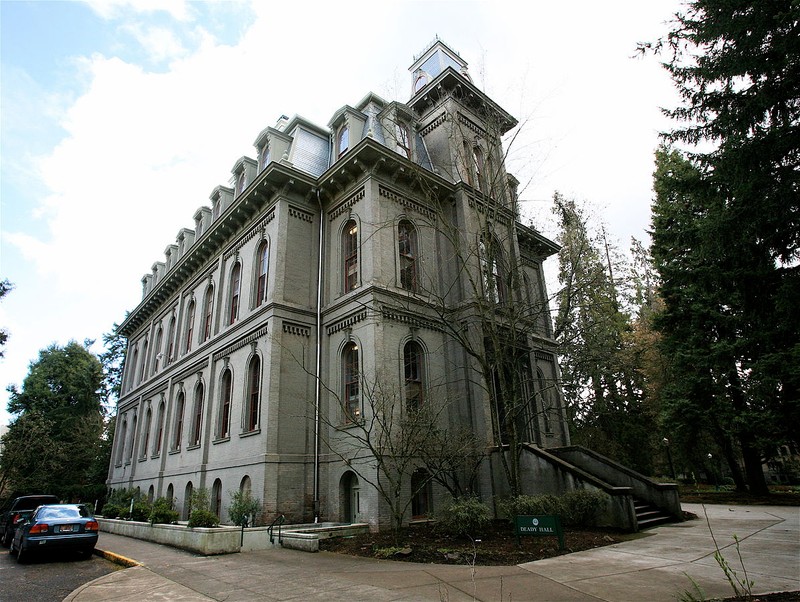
[65,504,799,602]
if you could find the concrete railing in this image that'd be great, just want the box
[549,445,683,520]
[98,518,370,555]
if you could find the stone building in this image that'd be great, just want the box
[108,40,575,529]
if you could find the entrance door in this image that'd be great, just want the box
[340,471,361,523]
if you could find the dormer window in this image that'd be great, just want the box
[337,124,349,158]
[396,123,411,159]
[236,170,247,196]
[259,144,270,171]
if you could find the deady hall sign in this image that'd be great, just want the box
[514,515,565,550]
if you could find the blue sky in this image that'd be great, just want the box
[0,0,680,426]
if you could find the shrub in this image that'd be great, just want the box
[227,489,262,527]
[498,490,608,527]
[149,497,179,525]
[435,497,491,537]
[560,490,607,527]
[100,503,123,518]
[497,494,563,520]
[188,509,219,528]
[187,488,211,516]
[127,499,152,521]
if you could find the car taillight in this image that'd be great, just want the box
[29,523,49,534]
[85,520,99,532]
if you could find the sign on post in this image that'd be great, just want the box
[514,515,565,550]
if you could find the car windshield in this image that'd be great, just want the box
[36,506,90,520]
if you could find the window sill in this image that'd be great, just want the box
[169,448,181,455]
[186,443,200,451]
[239,428,261,438]
[213,436,231,445]
[138,456,148,463]
[150,453,161,460]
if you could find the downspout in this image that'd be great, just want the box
[313,188,324,522]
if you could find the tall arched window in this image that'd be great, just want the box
[128,415,137,462]
[479,235,506,304]
[173,391,185,450]
[255,241,269,307]
[395,123,411,158]
[259,143,270,171]
[129,347,139,388]
[246,356,261,432]
[398,220,418,292]
[152,326,163,373]
[404,341,425,410]
[343,342,360,423]
[343,220,358,293]
[228,263,241,325]
[166,483,174,506]
[337,124,349,158]
[166,316,177,364]
[184,300,196,353]
[139,338,148,382]
[212,479,222,518]
[116,419,127,465]
[462,140,473,186]
[411,469,432,518]
[473,146,485,192]
[219,369,232,438]
[184,482,193,521]
[191,382,204,446]
[154,400,165,455]
[202,286,214,341]
[140,407,152,459]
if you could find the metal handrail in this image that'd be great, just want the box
[268,514,285,545]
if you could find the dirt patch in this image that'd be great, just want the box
[319,520,638,565]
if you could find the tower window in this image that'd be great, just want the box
[343,220,359,293]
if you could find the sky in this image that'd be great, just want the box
[0,0,682,427]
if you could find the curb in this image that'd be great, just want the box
[94,547,141,567]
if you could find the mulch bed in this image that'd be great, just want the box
[319,520,637,565]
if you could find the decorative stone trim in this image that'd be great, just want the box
[223,207,276,261]
[329,187,365,221]
[534,350,555,362]
[457,112,489,139]
[378,185,436,220]
[380,306,444,332]
[282,322,311,337]
[467,195,512,226]
[212,324,269,361]
[419,112,447,137]
[289,205,314,223]
[327,310,368,335]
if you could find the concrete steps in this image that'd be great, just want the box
[634,497,674,529]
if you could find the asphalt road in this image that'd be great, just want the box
[0,547,121,602]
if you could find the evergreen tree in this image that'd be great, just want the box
[2,341,105,500]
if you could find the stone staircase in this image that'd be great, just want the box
[633,497,674,529]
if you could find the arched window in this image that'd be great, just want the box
[246,356,261,432]
[166,483,174,506]
[398,220,418,292]
[473,146,485,192]
[116,418,127,465]
[202,285,214,341]
[152,326,163,373]
[219,369,232,438]
[139,338,148,382]
[479,235,506,304]
[154,400,165,455]
[191,382,204,446]
[173,391,185,450]
[236,170,247,196]
[255,241,269,307]
[337,124,349,157]
[411,469,432,518]
[343,342,360,423]
[228,263,241,325]
[462,140,473,186]
[147,485,154,504]
[211,478,222,518]
[240,475,251,494]
[184,482,193,521]
[259,143,270,171]
[128,415,137,462]
[343,220,358,293]
[404,341,425,410]
[395,123,411,158]
[414,73,428,93]
[166,315,177,364]
[140,407,152,459]
[129,347,139,388]
[184,300,196,353]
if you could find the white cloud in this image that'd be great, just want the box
[120,24,189,63]
[83,0,193,22]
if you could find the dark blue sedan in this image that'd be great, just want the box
[10,504,99,563]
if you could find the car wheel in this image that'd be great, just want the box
[16,545,26,564]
